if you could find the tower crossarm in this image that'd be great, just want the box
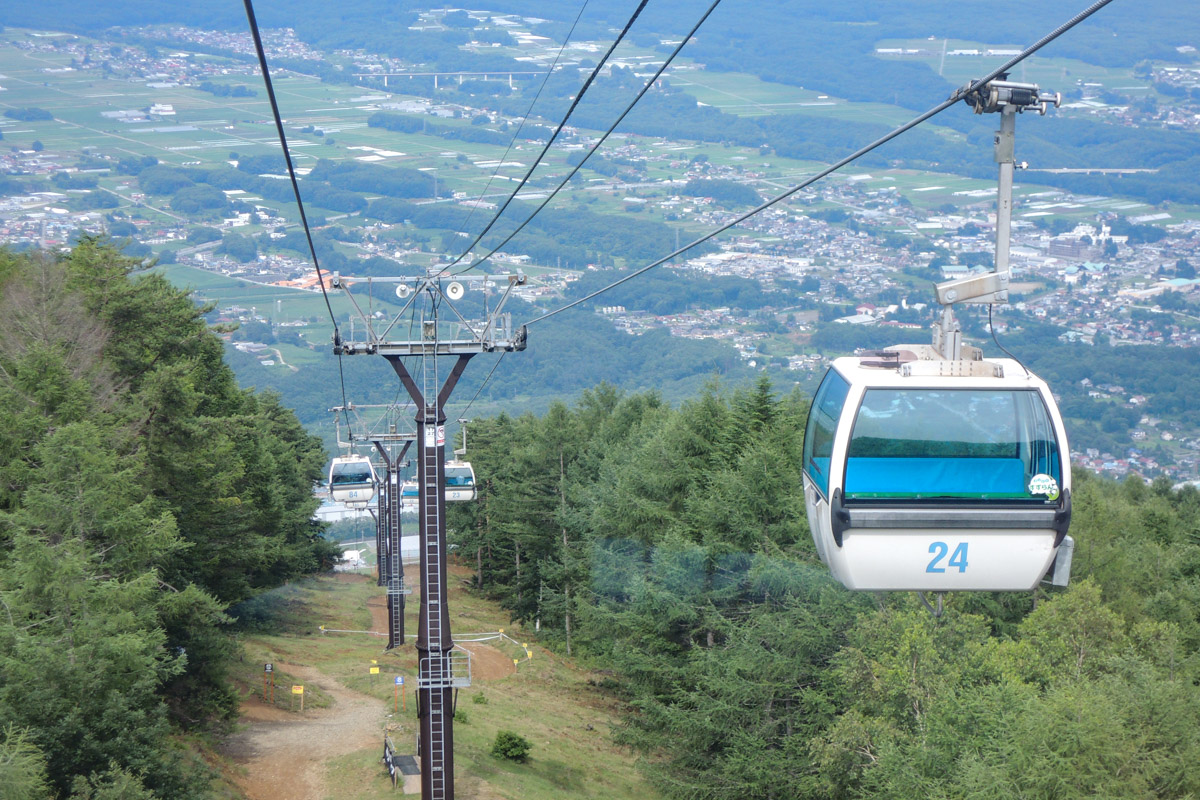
[331,274,529,356]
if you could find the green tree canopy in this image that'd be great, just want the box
[0,241,337,796]
[449,377,1200,800]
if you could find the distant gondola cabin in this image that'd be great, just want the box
[328,456,378,508]
[444,460,476,502]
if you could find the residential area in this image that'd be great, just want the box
[3,19,1200,484]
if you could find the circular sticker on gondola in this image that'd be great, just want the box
[1028,474,1060,500]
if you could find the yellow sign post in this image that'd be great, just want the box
[291,684,304,712]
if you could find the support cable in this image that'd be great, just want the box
[522,0,1118,327]
[242,0,354,433]
[448,0,724,277]
[456,0,592,237]
[456,352,506,419]
[438,0,652,275]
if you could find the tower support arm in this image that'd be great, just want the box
[386,355,474,423]
[436,356,473,419]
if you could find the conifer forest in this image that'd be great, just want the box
[0,243,338,798]
[446,379,1200,800]
[0,0,1199,790]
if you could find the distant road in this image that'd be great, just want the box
[1024,168,1159,175]
[271,347,300,373]
[98,186,187,222]
[175,240,221,257]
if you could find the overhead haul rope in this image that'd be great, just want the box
[437,0,652,275]
[522,0,1119,327]
[444,0,727,411]
[446,0,727,409]
[242,0,355,435]
[457,0,592,237]
[447,0,725,277]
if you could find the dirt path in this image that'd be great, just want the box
[371,564,516,680]
[457,641,516,681]
[270,347,300,373]
[221,663,384,800]
[221,567,519,799]
[367,592,389,635]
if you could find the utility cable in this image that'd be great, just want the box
[242,0,354,435]
[457,0,591,236]
[523,0,1118,327]
[438,0,651,275]
[449,0,724,277]
[457,351,507,419]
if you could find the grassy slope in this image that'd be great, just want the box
[227,569,658,800]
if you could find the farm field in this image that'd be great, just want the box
[872,37,1147,96]
[5,22,1167,264]
[670,68,935,127]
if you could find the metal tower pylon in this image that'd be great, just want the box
[336,275,526,800]
[388,350,467,800]
[373,440,413,649]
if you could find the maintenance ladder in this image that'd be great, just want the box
[422,394,449,795]
[376,482,388,588]
[386,471,409,649]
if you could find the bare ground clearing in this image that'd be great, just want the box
[221,663,383,800]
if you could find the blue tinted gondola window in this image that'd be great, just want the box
[445,464,475,487]
[803,370,850,497]
[331,466,373,485]
[844,389,1060,502]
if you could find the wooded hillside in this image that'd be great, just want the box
[0,241,338,798]
[448,377,1200,799]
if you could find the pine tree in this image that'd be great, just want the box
[0,242,337,793]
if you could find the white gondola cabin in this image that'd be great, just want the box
[444,460,477,502]
[400,480,418,512]
[328,456,378,508]
[802,347,1073,592]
